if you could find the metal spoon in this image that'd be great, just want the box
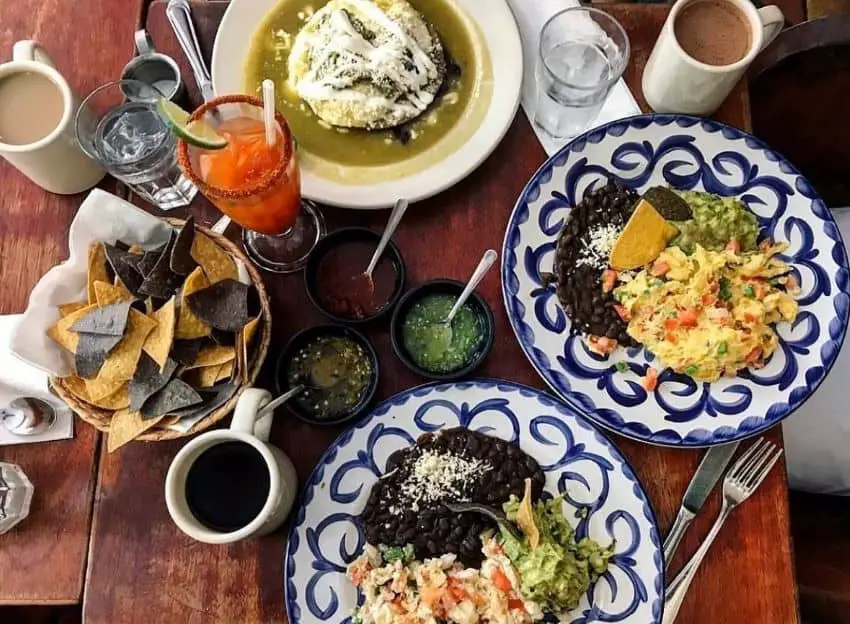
[445,502,523,541]
[432,249,498,347]
[360,198,409,293]
[0,397,60,436]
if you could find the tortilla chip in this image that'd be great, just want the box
[186,345,235,370]
[104,244,143,295]
[610,198,680,270]
[175,267,212,339]
[58,301,87,317]
[142,296,176,370]
[91,309,157,383]
[128,244,145,255]
[158,415,182,427]
[140,379,202,420]
[191,231,238,284]
[515,478,540,550]
[128,354,178,412]
[113,276,134,299]
[75,332,123,378]
[186,363,226,388]
[85,377,126,402]
[87,243,111,304]
[62,376,130,411]
[215,360,234,383]
[47,304,98,352]
[186,279,249,332]
[107,409,164,453]
[94,281,133,307]
[171,217,197,275]
[170,338,205,366]
[167,383,237,421]
[70,301,132,336]
[237,316,261,382]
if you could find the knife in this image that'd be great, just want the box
[663,442,739,570]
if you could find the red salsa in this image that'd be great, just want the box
[316,241,397,318]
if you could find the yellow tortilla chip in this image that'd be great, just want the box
[191,231,238,284]
[186,345,235,370]
[107,409,164,453]
[175,267,212,339]
[94,280,133,306]
[189,363,225,388]
[142,296,176,371]
[515,478,541,550]
[610,199,680,270]
[91,309,157,383]
[87,243,111,304]
[215,360,234,383]
[62,376,130,410]
[47,304,98,352]
[237,316,261,383]
[85,377,126,402]
[58,301,87,317]
[158,415,182,427]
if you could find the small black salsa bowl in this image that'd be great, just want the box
[390,279,495,381]
[304,227,406,324]
[274,324,380,426]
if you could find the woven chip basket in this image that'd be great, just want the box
[50,219,272,441]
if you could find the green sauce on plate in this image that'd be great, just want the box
[401,293,484,373]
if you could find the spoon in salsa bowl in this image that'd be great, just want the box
[358,198,409,294]
[431,249,498,348]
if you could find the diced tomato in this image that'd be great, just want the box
[665,331,678,344]
[447,578,467,602]
[650,261,670,277]
[588,335,618,356]
[601,269,618,293]
[745,347,764,364]
[701,294,717,306]
[508,598,527,613]
[420,585,442,607]
[643,366,659,392]
[678,307,699,327]
[744,313,758,324]
[664,317,679,330]
[614,304,632,321]
[786,275,799,291]
[491,568,513,593]
[725,239,741,254]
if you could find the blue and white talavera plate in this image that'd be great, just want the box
[502,114,850,448]
[285,380,663,624]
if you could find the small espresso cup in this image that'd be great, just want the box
[642,0,784,116]
[0,41,105,194]
[165,388,298,544]
[120,30,184,102]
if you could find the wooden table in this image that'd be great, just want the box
[0,1,799,623]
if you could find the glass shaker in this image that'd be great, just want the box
[0,463,34,535]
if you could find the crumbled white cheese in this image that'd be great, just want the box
[393,450,491,515]
[576,223,622,270]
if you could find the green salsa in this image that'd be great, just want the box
[671,190,760,253]
[401,293,484,373]
[243,0,479,167]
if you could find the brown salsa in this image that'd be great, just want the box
[316,241,397,319]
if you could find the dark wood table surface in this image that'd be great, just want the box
[0,1,799,622]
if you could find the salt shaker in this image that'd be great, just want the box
[0,463,34,535]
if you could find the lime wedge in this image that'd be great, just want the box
[156,98,227,149]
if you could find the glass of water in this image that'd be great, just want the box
[75,79,196,210]
[534,8,630,141]
[0,463,34,535]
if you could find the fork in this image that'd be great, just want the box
[662,438,783,624]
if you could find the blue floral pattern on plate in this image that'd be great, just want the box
[284,380,663,624]
[501,114,850,447]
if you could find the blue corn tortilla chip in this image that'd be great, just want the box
[139,233,183,299]
[210,328,236,346]
[166,383,237,420]
[186,279,249,332]
[170,217,197,276]
[75,332,123,379]
[170,338,207,366]
[128,353,178,412]
[140,379,202,420]
[70,301,132,336]
[104,245,143,295]
[137,241,168,276]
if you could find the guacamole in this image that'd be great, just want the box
[500,496,613,613]
[671,190,760,253]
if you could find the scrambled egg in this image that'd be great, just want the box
[614,244,799,381]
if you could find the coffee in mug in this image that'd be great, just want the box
[0,72,65,145]
[642,0,784,116]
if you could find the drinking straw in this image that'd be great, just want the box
[262,79,276,146]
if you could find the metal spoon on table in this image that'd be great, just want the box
[358,198,410,293]
[432,249,498,347]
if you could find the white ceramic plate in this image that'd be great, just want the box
[212,0,522,209]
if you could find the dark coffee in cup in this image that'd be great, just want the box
[674,0,752,66]
[185,441,271,532]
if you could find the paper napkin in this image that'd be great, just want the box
[0,315,74,446]
[504,0,641,156]
[783,208,850,496]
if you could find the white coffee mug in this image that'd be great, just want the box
[642,0,784,116]
[0,41,105,194]
[165,388,299,544]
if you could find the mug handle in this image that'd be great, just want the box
[135,29,155,56]
[231,388,274,442]
[12,40,56,68]
[757,6,785,50]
